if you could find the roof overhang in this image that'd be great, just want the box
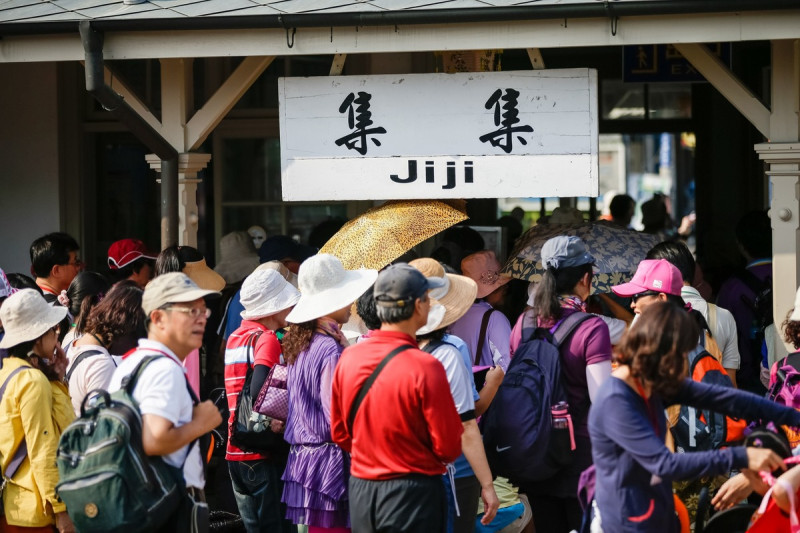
[2,8,799,64]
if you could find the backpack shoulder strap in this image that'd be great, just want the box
[0,365,31,481]
[707,303,718,340]
[347,344,413,431]
[65,349,106,383]
[244,329,264,366]
[737,269,768,294]
[552,312,592,348]
[475,308,495,366]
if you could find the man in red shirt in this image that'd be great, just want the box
[331,264,463,533]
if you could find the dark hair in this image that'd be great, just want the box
[308,218,348,251]
[30,232,80,278]
[417,327,447,344]
[282,320,316,365]
[646,241,696,285]
[533,263,593,320]
[155,245,204,276]
[112,258,155,283]
[616,301,700,396]
[6,273,41,293]
[67,271,111,333]
[376,302,417,324]
[6,339,36,360]
[736,210,772,259]
[609,194,635,220]
[84,281,146,353]
[356,285,381,331]
[784,310,800,349]
[641,197,669,233]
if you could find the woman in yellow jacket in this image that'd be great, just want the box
[0,289,74,533]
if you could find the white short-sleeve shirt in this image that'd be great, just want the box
[426,340,476,419]
[66,344,117,417]
[682,286,741,370]
[109,339,204,489]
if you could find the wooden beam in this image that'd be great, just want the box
[330,53,346,75]
[526,48,545,69]
[674,43,770,138]
[6,11,800,63]
[160,58,193,149]
[185,56,274,150]
[97,63,161,134]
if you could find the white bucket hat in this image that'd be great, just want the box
[0,289,68,349]
[240,268,301,320]
[286,254,378,324]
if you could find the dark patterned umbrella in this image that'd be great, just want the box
[502,221,662,292]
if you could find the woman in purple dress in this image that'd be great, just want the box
[281,254,377,533]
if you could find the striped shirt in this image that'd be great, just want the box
[224,320,281,461]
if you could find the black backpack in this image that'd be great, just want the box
[736,270,773,354]
[482,312,590,486]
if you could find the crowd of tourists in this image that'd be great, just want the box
[2,207,800,533]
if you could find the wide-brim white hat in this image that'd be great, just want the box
[0,289,68,349]
[286,254,378,324]
[240,268,301,320]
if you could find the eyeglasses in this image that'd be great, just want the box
[631,291,661,304]
[164,306,211,320]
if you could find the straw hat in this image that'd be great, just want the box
[410,258,478,334]
[0,289,68,348]
[286,254,378,324]
[461,250,511,299]
[240,268,301,320]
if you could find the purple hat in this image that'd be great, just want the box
[611,259,683,297]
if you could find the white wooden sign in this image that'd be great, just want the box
[279,68,598,201]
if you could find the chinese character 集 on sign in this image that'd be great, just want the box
[335,92,387,155]
[479,88,533,154]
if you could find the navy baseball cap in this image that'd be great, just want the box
[374,263,446,308]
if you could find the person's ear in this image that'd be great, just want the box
[658,293,668,302]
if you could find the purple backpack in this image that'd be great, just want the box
[768,352,800,409]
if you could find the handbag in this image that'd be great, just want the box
[229,330,285,453]
[254,362,289,422]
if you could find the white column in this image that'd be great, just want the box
[146,153,212,248]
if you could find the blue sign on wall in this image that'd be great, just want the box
[623,44,731,83]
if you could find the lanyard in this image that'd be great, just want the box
[634,378,660,438]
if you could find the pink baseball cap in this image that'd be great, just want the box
[611,259,683,297]
[108,239,157,270]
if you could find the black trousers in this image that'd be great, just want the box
[349,474,447,533]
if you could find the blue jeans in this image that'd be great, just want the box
[228,459,293,533]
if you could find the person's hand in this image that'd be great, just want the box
[52,344,68,380]
[746,447,787,473]
[270,418,285,433]
[479,483,500,525]
[712,472,755,510]
[55,511,75,533]
[192,400,223,433]
[485,366,505,389]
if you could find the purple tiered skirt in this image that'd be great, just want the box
[282,442,350,528]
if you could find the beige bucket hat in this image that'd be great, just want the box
[0,289,68,348]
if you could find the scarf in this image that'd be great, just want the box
[316,316,349,348]
[559,295,587,312]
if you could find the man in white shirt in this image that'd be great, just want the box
[109,272,222,525]
[646,241,741,386]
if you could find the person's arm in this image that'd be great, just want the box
[586,361,612,402]
[718,309,741,388]
[599,388,749,481]
[18,372,67,515]
[319,350,338,424]
[487,313,512,372]
[422,359,464,464]
[142,402,221,456]
[460,419,499,525]
[712,470,769,510]
[474,366,503,416]
[330,358,351,452]
[249,332,281,398]
[667,379,800,427]
[771,462,800,513]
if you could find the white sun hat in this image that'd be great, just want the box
[240,268,301,320]
[0,289,68,349]
[286,254,378,324]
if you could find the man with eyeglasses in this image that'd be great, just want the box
[29,232,83,304]
[109,272,223,530]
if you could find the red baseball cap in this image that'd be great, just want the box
[611,259,683,297]
[108,239,157,270]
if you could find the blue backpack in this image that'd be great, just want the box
[482,311,591,486]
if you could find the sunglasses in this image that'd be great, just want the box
[631,291,662,304]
